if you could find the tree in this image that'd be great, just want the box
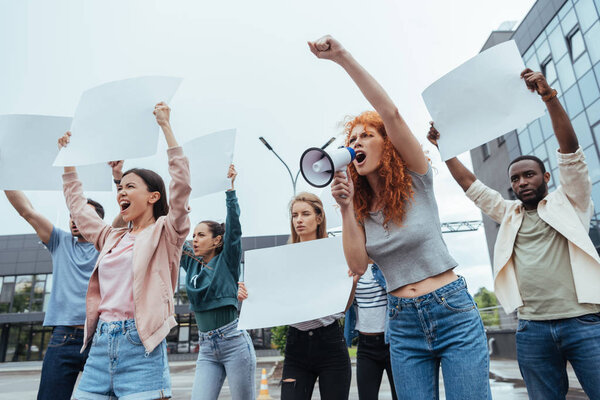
[474,287,499,327]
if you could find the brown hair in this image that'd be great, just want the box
[198,220,225,255]
[344,111,414,226]
[122,168,169,220]
[288,192,327,243]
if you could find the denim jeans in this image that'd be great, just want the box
[356,333,397,400]
[281,322,351,400]
[74,319,171,400]
[516,313,600,400]
[37,326,89,400]
[192,319,256,400]
[387,276,491,400]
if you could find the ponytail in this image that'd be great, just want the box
[199,220,226,255]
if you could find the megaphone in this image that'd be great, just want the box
[300,146,356,187]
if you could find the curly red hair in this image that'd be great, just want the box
[344,111,414,226]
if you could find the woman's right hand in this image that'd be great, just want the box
[331,171,354,208]
[58,131,76,173]
[237,282,248,301]
[427,122,440,149]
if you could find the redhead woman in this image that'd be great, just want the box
[60,102,191,400]
[179,164,257,400]
[309,36,491,399]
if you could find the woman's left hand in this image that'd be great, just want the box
[227,164,237,191]
[237,281,248,301]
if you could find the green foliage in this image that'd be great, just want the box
[271,325,288,355]
[474,287,500,327]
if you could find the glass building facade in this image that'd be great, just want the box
[518,0,600,209]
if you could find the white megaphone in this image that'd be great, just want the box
[300,146,356,187]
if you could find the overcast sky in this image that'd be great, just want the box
[0,0,536,292]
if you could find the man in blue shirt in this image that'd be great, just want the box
[4,190,103,399]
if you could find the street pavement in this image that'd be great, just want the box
[0,356,589,399]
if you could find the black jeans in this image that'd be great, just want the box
[356,333,397,400]
[281,323,351,400]
[38,326,90,400]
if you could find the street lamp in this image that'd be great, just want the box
[258,136,337,195]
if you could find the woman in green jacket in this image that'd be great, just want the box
[180,164,256,400]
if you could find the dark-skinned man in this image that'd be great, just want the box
[428,69,600,400]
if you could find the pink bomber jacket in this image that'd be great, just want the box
[63,146,191,353]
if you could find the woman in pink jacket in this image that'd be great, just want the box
[60,102,191,400]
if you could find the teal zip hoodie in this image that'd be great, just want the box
[180,190,241,312]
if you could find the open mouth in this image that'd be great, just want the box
[355,151,366,164]
[119,200,131,212]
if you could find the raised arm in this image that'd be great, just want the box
[155,103,192,246]
[427,122,476,192]
[58,131,112,250]
[4,191,53,243]
[108,160,127,228]
[308,35,428,174]
[521,69,578,153]
[223,165,242,276]
[426,124,507,223]
[331,171,369,275]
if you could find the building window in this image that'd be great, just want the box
[0,274,51,314]
[481,143,490,160]
[567,27,586,61]
[497,136,505,146]
[541,56,557,84]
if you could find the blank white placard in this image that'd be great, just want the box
[184,129,236,199]
[238,236,353,330]
[54,76,182,166]
[0,114,111,191]
[422,41,545,161]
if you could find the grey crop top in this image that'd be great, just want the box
[364,165,457,292]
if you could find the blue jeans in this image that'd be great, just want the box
[516,313,600,400]
[38,326,90,400]
[74,319,171,400]
[387,276,491,400]
[192,319,256,400]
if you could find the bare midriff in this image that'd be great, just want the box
[389,269,458,298]
[71,325,85,329]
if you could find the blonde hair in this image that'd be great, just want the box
[288,192,327,243]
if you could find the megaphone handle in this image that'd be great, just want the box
[339,166,348,199]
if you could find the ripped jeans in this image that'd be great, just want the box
[281,323,351,400]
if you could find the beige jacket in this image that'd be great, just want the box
[465,147,600,314]
[63,147,191,353]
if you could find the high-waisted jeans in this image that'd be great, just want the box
[387,276,491,400]
[191,318,257,400]
[281,322,351,400]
